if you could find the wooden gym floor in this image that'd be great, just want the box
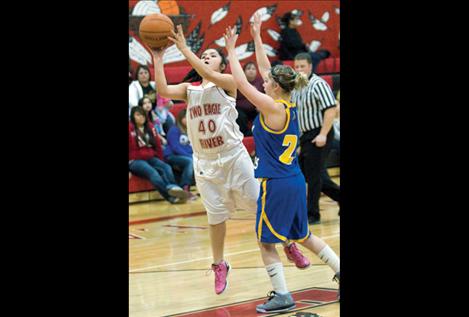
[129,169,340,317]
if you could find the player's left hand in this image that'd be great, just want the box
[250,12,262,39]
[223,26,238,52]
[168,24,188,51]
[312,134,327,147]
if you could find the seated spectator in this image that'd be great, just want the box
[129,106,189,204]
[155,94,176,135]
[164,108,197,200]
[139,96,167,146]
[129,64,156,116]
[236,61,264,136]
[278,11,330,73]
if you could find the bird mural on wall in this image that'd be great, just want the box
[267,28,280,41]
[209,1,231,28]
[308,10,330,31]
[186,21,202,48]
[132,0,161,16]
[214,36,226,48]
[309,40,322,52]
[235,15,243,35]
[129,1,340,66]
[235,40,255,60]
[129,36,153,66]
[249,4,277,23]
[213,16,242,47]
[163,21,205,64]
[262,43,277,57]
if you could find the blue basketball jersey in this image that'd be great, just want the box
[252,99,302,178]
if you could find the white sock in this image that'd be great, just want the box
[318,246,340,273]
[265,262,289,295]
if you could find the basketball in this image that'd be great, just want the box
[139,13,174,49]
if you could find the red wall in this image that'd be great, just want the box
[129,0,340,68]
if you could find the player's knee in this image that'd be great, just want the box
[207,211,230,225]
[258,241,276,252]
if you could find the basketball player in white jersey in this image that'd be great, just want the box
[149,24,309,295]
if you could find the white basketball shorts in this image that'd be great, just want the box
[193,144,260,225]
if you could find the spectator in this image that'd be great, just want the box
[236,61,264,136]
[278,11,330,73]
[155,94,176,135]
[129,64,156,116]
[129,106,188,204]
[164,108,197,200]
[139,96,167,146]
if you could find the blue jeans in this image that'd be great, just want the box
[129,158,178,200]
[165,155,194,187]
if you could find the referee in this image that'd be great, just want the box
[291,53,340,224]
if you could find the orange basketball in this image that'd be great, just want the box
[139,13,174,49]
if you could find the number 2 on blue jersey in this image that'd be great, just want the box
[279,134,297,165]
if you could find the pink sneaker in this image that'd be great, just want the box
[211,261,231,295]
[284,243,310,269]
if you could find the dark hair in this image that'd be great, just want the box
[281,11,300,25]
[294,53,312,65]
[176,108,187,134]
[130,106,157,148]
[130,106,147,126]
[135,64,151,82]
[138,96,155,122]
[138,96,152,108]
[270,65,308,92]
[243,61,256,72]
[183,48,228,82]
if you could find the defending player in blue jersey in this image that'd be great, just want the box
[224,14,341,314]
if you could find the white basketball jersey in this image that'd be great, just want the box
[186,82,244,155]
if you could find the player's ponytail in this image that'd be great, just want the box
[182,68,202,83]
[271,65,307,93]
[293,71,308,90]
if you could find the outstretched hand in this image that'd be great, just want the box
[151,47,166,61]
[250,12,262,38]
[141,41,166,61]
[167,24,188,51]
[223,25,238,52]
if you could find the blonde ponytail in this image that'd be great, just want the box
[294,71,309,90]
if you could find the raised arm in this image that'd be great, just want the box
[168,25,237,96]
[224,26,280,117]
[250,13,271,80]
[151,47,189,102]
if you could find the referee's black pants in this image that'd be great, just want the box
[299,128,340,222]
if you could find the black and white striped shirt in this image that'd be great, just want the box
[291,74,336,133]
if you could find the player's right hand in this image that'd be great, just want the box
[152,47,166,59]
